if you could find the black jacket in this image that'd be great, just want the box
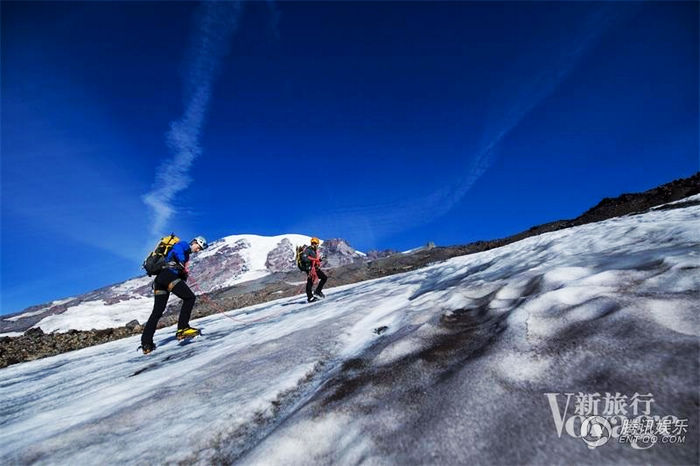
[302,245,321,269]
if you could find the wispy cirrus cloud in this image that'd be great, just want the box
[143,1,243,236]
[437,5,626,212]
[318,5,630,245]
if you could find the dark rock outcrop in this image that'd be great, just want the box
[188,239,249,292]
[125,320,140,331]
[1,324,144,368]
[366,249,399,260]
[320,238,363,268]
[577,172,700,223]
[265,238,296,273]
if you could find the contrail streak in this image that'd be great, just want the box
[441,5,624,211]
[143,1,242,236]
[333,4,629,243]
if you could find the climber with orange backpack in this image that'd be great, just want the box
[140,234,208,354]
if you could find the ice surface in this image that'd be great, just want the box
[1,200,698,464]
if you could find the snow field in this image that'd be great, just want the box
[0,198,698,464]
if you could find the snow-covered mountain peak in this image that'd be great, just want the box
[202,233,315,258]
[189,233,362,290]
[1,233,364,335]
[197,233,317,274]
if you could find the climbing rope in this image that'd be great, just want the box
[187,273,307,325]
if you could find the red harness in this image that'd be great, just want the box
[308,258,320,282]
[307,249,321,283]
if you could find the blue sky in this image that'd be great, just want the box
[1,1,698,315]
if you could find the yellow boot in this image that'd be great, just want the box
[176,327,200,340]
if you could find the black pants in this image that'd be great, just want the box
[306,267,327,299]
[142,270,196,345]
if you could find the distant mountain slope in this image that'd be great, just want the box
[0,235,363,334]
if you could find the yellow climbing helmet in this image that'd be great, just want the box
[310,237,320,245]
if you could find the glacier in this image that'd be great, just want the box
[0,197,698,464]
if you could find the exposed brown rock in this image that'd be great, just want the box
[1,324,144,368]
[265,238,296,273]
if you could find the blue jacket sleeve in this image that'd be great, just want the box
[168,241,190,264]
